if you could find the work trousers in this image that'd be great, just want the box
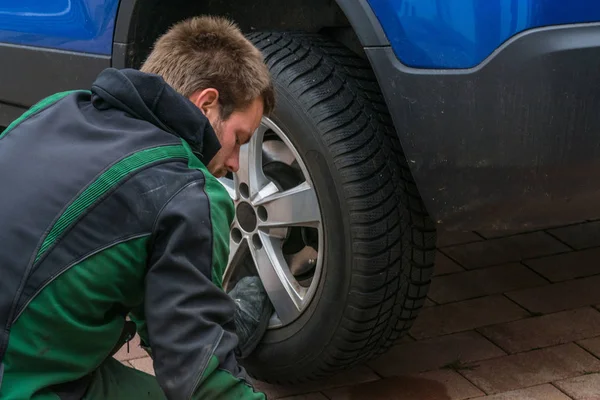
[82,358,165,400]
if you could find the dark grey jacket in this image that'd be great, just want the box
[0,68,264,400]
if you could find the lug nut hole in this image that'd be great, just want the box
[231,228,242,243]
[239,183,250,199]
[252,234,263,249]
[257,206,268,221]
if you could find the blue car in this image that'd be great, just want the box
[2,0,598,383]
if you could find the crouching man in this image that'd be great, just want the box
[0,15,274,400]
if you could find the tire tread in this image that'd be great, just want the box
[249,32,436,383]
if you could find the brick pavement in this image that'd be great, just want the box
[115,220,600,399]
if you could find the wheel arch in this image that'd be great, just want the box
[111,0,387,69]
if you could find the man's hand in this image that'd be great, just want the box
[228,276,273,359]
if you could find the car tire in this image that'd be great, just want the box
[240,32,436,384]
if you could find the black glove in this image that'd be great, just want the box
[228,276,273,359]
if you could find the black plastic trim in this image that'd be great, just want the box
[111,0,139,69]
[335,0,389,47]
[0,102,27,128]
[111,42,128,70]
[113,0,137,44]
[365,22,600,230]
[0,43,109,126]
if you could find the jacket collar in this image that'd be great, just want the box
[90,68,221,165]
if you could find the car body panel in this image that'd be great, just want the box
[3,0,600,231]
[366,0,600,69]
[0,0,119,54]
[366,23,600,230]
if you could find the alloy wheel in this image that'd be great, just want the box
[219,117,324,328]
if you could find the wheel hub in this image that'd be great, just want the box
[236,202,257,232]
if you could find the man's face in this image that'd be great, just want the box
[206,97,264,178]
[190,88,265,178]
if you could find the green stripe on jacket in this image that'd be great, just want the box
[36,145,188,262]
[0,90,89,140]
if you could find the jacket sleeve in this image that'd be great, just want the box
[143,178,265,400]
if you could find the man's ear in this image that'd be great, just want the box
[189,88,220,116]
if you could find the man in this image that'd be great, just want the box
[0,15,274,399]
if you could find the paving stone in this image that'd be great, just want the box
[507,275,600,314]
[429,263,547,304]
[369,331,505,376]
[435,251,465,276]
[478,307,600,354]
[554,372,600,400]
[437,230,483,247]
[410,295,530,340]
[443,232,570,269]
[253,366,379,399]
[547,221,600,250]
[396,333,415,344]
[424,297,437,308]
[524,247,600,282]
[279,393,329,400]
[112,334,148,362]
[324,369,484,400]
[129,357,155,376]
[576,336,600,358]
[470,384,571,400]
[475,229,533,239]
[460,343,600,394]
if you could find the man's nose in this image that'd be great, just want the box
[226,154,240,173]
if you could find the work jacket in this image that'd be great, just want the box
[0,68,263,399]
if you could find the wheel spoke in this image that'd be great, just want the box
[262,140,296,166]
[252,181,279,204]
[250,231,305,325]
[218,177,237,201]
[235,123,269,200]
[222,235,248,291]
[255,182,321,229]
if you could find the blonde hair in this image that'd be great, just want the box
[141,15,275,118]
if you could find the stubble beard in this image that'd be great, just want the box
[208,117,226,177]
